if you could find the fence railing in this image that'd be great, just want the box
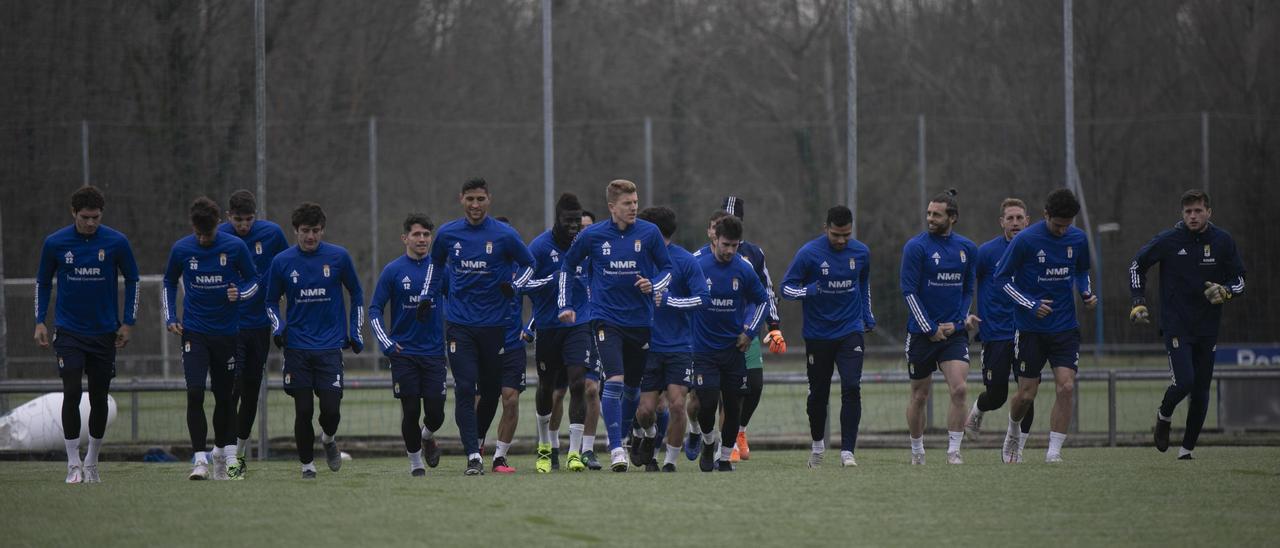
[4,367,1277,459]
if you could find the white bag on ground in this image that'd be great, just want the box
[0,393,118,450]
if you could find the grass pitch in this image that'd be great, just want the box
[3,447,1278,546]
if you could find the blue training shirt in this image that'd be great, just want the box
[527,230,590,329]
[1129,222,1246,338]
[35,224,140,335]
[421,216,534,328]
[995,220,1092,334]
[976,235,1016,342]
[651,243,709,353]
[218,220,289,330]
[265,241,365,350]
[780,235,875,340]
[900,231,978,335]
[690,250,767,353]
[370,253,444,357]
[559,218,672,329]
[163,232,259,336]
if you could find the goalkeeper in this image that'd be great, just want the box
[1129,189,1246,460]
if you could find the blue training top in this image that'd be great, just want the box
[36,224,140,335]
[559,218,672,329]
[780,234,875,341]
[163,232,259,336]
[218,220,289,330]
[975,235,1016,342]
[265,241,365,350]
[995,220,1092,334]
[690,250,767,353]
[900,231,978,335]
[651,243,709,353]
[370,253,444,357]
[526,229,591,329]
[421,216,534,328]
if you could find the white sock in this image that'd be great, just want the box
[1047,431,1067,456]
[1157,410,1171,422]
[224,444,238,462]
[194,451,209,464]
[65,439,82,466]
[536,414,552,444]
[468,452,481,462]
[237,438,249,457]
[644,425,657,438]
[739,426,747,434]
[910,436,925,454]
[569,424,584,454]
[633,425,645,439]
[420,425,434,440]
[701,428,717,446]
[1178,447,1193,458]
[665,445,680,465]
[687,419,698,435]
[408,450,424,470]
[1018,432,1030,451]
[84,437,103,466]
[211,446,223,460]
[947,431,963,453]
[582,434,595,453]
[550,429,561,449]
[301,462,317,473]
[495,441,511,459]
[720,445,734,461]
[321,432,335,444]
[1008,415,1021,436]
[812,440,826,454]
[714,433,723,456]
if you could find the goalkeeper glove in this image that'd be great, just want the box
[1203,281,1232,305]
[764,329,787,354]
[1129,304,1150,324]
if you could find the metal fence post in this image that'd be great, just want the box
[1107,370,1117,447]
[258,372,269,460]
[158,285,170,379]
[1070,374,1080,433]
[130,379,140,442]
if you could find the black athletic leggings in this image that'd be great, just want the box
[738,368,764,427]
[696,387,742,447]
[61,374,110,440]
[537,365,586,423]
[400,397,446,453]
[186,386,237,451]
[294,390,342,464]
[977,382,1034,434]
[235,360,267,441]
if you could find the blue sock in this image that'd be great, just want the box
[621,385,641,440]
[655,407,670,441]
[602,381,624,451]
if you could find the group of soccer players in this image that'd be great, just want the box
[35,178,1245,482]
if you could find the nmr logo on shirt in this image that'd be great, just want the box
[300,288,327,297]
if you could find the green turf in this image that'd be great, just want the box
[3,447,1278,546]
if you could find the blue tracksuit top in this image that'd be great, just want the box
[1129,222,1246,338]
[218,220,289,330]
[690,251,767,353]
[35,224,140,335]
[264,242,364,350]
[421,216,534,328]
[163,232,259,336]
[527,230,590,328]
[976,235,1016,342]
[651,243,709,353]
[780,235,875,340]
[559,218,672,328]
[370,254,444,357]
[995,221,1092,334]
[900,232,978,335]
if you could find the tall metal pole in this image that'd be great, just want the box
[918,114,926,230]
[0,205,7,413]
[1063,0,1102,365]
[81,120,90,187]
[845,0,858,237]
[369,116,379,292]
[644,116,653,206]
[541,0,554,228]
[254,0,267,218]
[1201,111,1210,194]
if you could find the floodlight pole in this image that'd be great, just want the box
[845,0,858,238]
[542,0,554,228]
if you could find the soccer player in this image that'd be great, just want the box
[690,215,767,472]
[35,185,140,484]
[527,194,598,473]
[781,205,874,468]
[718,196,784,463]
[417,178,535,476]
[369,213,447,477]
[901,189,979,465]
[218,189,289,479]
[163,197,258,480]
[264,202,365,479]
[965,198,1035,462]
[482,216,529,474]
[1129,189,1245,460]
[634,206,707,472]
[557,179,671,472]
[996,188,1096,464]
